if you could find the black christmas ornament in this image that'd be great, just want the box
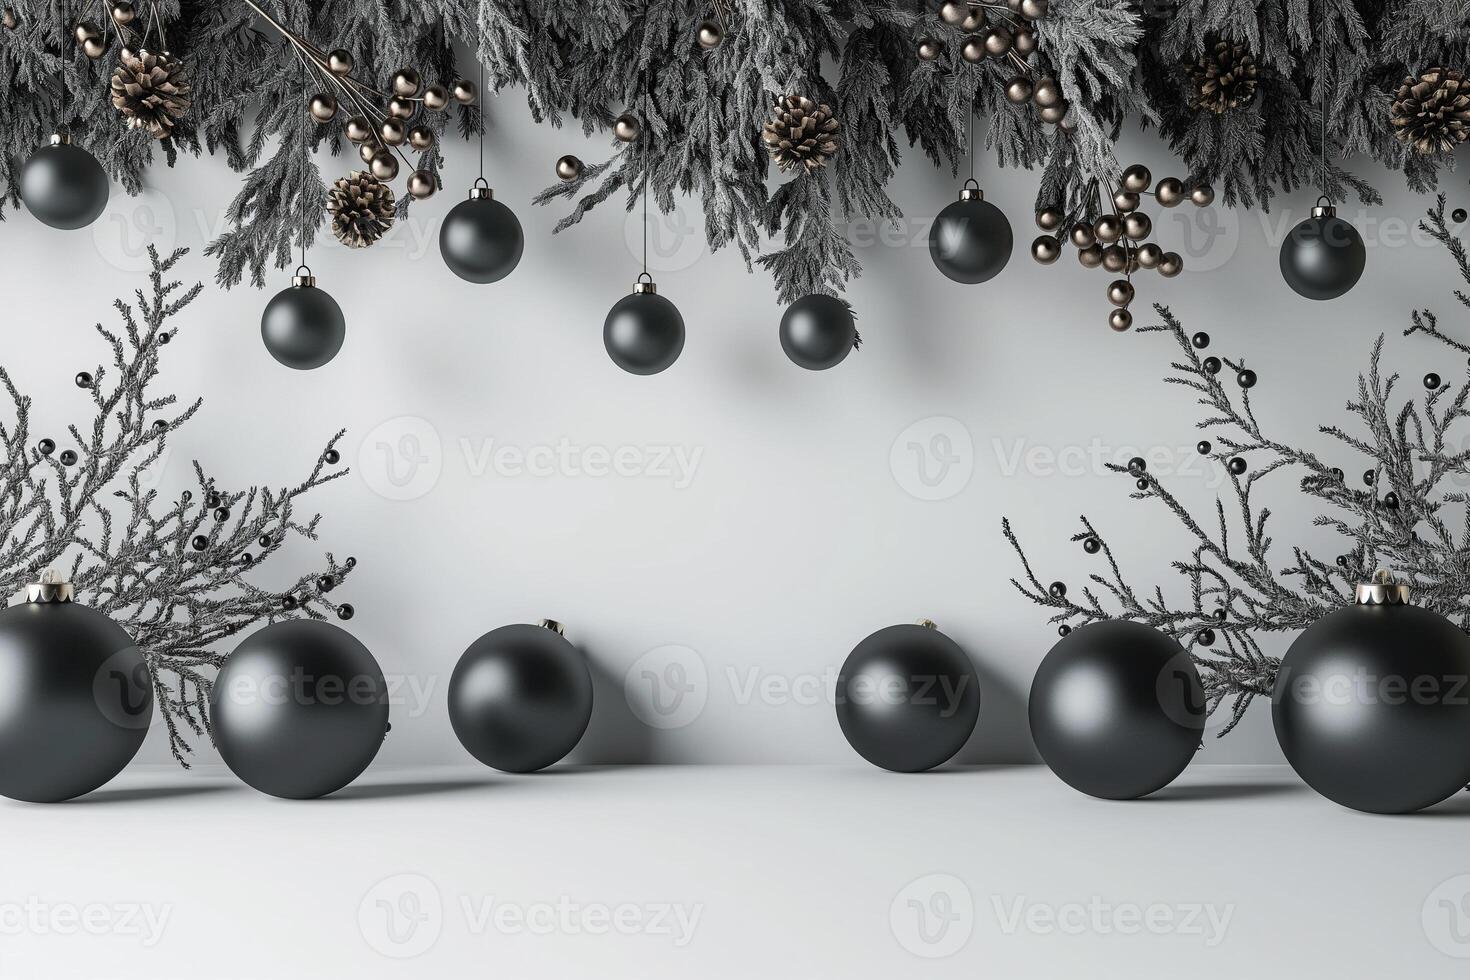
[261,266,345,370]
[779,294,858,370]
[211,619,389,799]
[1029,619,1205,800]
[929,179,1013,284]
[1424,372,1441,390]
[448,620,594,773]
[20,134,110,230]
[604,274,685,375]
[0,572,153,803]
[835,620,981,772]
[1279,199,1366,300]
[439,180,524,283]
[1273,572,1470,813]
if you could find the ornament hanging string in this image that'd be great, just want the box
[478,58,484,183]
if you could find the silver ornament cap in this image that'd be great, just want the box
[539,618,566,636]
[27,568,74,604]
[1355,569,1410,606]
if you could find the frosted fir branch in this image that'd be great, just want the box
[1005,214,1470,736]
[0,247,354,766]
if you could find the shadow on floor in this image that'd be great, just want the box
[67,783,238,805]
[329,778,498,801]
[1148,780,1307,802]
[1409,792,1470,818]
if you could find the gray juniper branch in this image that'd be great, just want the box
[1006,197,1470,737]
[8,2,1465,300]
[0,246,353,765]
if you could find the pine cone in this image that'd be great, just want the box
[1390,67,1470,155]
[762,95,840,173]
[110,49,190,139]
[329,171,396,249]
[1184,39,1258,115]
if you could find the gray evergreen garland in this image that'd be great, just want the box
[1,1,1468,297]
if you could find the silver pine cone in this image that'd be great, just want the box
[110,49,191,139]
[1390,67,1470,155]
[762,95,840,173]
[329,171,396,249]
[1184,39,1258,115]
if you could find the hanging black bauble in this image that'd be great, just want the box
[930,181,1013,284]
[0,573,152,803]
[835,620,981,772]
[448,620,593,773]
[1029,619,1204,799]
[1273,572,1470,813]
[604,275,685,375]
[439,181,524,283]
[1279,200,1366,300]
[779,294,857,370]
[211,619,388,799]
[260,267,345,369]
[20,134,109,230]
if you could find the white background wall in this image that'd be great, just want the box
[3,94,1465,768]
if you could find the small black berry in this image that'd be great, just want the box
[1227,456,1247,475]
[36,438,55,456]
[1202,356,1221,375]
[1197,440,1211,455]
[1191,332,1210,349]
[1048,581,1067,598]
[337,603,355,621]
[1082,537,1101,554]
[1237,368,1257,389]
[191,535,208,551]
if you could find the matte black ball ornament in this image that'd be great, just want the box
[1029,619,1205,799]
[1279,199,1366,300]
[929,180,1013,284]
[780,294,858,370]
[0,572,153,803]
[20,134,110,230]
[439,180,524,284]
[835,620,981,772]
[448,620,594,773]
[604,274,685,375]
[1273,572,1470,814]
[211,619,389,799]
[260,267,345,369]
